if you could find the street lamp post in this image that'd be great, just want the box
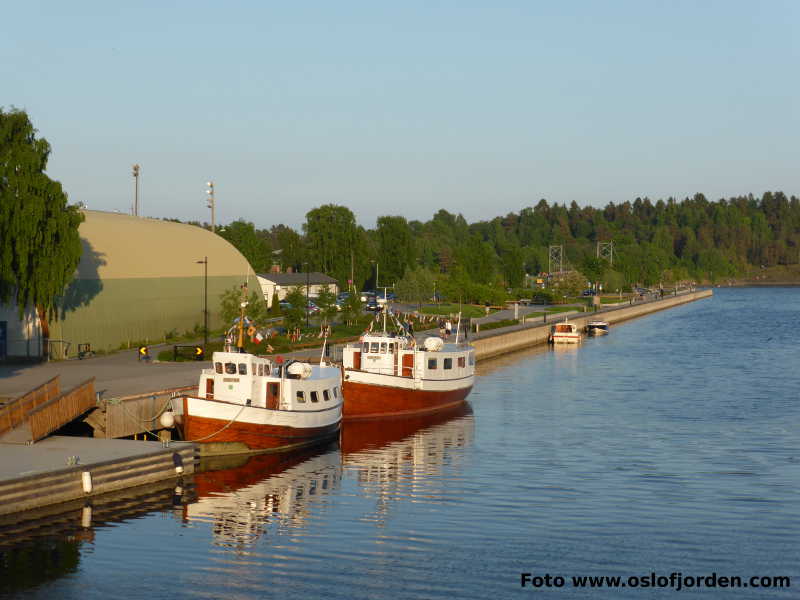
[304,262,310,327]
[132,164,140,216]
[206,181,216,233]
[196,257,208,348]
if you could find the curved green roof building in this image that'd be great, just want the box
[44,210,258,356]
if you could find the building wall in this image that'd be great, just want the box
[257,277,339,307]
[3,210,260,359]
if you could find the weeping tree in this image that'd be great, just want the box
[0,109,83,356]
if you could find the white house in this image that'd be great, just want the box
[256,272,339,308]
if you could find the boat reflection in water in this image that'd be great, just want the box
[340,404,474,521]
[184,443,341,548]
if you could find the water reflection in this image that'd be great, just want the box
[184,444,341,549]
[340,405,475,524]
[0,479,189,595]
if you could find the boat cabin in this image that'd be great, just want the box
[344,334,475,381]
[201,351,341,411]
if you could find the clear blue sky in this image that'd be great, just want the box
[4,1,798,230]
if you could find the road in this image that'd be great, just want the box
[0,302,588,400]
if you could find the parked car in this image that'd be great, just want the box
[581,289,598,296]
[278,300,292,310]
[365,299,381,312]
[360,290,377,302]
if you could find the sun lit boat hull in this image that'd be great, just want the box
[181,396,341,455]
[341,379,473,420]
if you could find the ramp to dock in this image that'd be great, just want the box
[0,377,97,444]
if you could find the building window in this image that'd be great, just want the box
[458,356,466,368]
[444,358,452,369]
[428,358,437,370]
[323,389,330,401]
[310,391,319,403]
[363,342,369,353]
[333,386,339,398]
[225,363,236,375]
[215,362,223,374]
[296,391,305,403]
[238,363,247,375]
[389,343,395,354]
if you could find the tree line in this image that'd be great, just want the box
[188,191,800,304]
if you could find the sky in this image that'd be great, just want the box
[3,1,798,231]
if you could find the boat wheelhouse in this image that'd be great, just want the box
[341,331,475,420]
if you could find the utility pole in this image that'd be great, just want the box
[206,181,216,233]
[132,164,140,216]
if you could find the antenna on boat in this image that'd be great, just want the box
[237,282,248,352]
[454,311,462,344]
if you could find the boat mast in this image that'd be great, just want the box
[237,282,248,351]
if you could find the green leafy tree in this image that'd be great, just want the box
[553,270,587,299]
[268,291,281,316]
[395,266,437,308]
[304,205,367,285]
[283,286,307,329]
[218,220,272,272]
[0,109,83,352]
[340,292,363,326]
[315,285,338,324]
[581,256,607,285]
[375,215,415,285]
[219,284,268,332]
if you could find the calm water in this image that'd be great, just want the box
[2,287,799,599]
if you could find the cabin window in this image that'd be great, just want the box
[333,386,339,398]
[370,342,379,353]
[428,358,437,370]
[296,391,305,403]
[363,342,369,353]
[215,362,223,374]
[225,363,237,375]
[380,342,387,353]
[458,356,466,368]
[269,383,279,397]
[238,363,247,375]
[310,391,319,403]
[323,389,330,401]
[444,358,452,370]
[257,364,263,376]
[469,353,475,366]
[389,343,395,354]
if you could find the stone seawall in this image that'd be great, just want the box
[473,289,713,361]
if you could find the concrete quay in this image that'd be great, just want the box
[472,289,712,360]
[0,436,196,515]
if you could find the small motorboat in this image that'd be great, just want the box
[548,319,581,344]
[586,320,609,336]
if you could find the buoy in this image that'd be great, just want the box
[159,410,175,429]
[81,471,93,494]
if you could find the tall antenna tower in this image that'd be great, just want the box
[597,241,614,266]
[549,245,564,275]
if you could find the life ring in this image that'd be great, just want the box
[247,325,256,336]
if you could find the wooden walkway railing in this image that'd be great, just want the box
[0,376,60,437]
[27,378,97,443]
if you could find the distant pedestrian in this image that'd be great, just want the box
[445,319,452,337]
[408,319,414,336]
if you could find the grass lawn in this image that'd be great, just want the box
[418,304,491,318]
